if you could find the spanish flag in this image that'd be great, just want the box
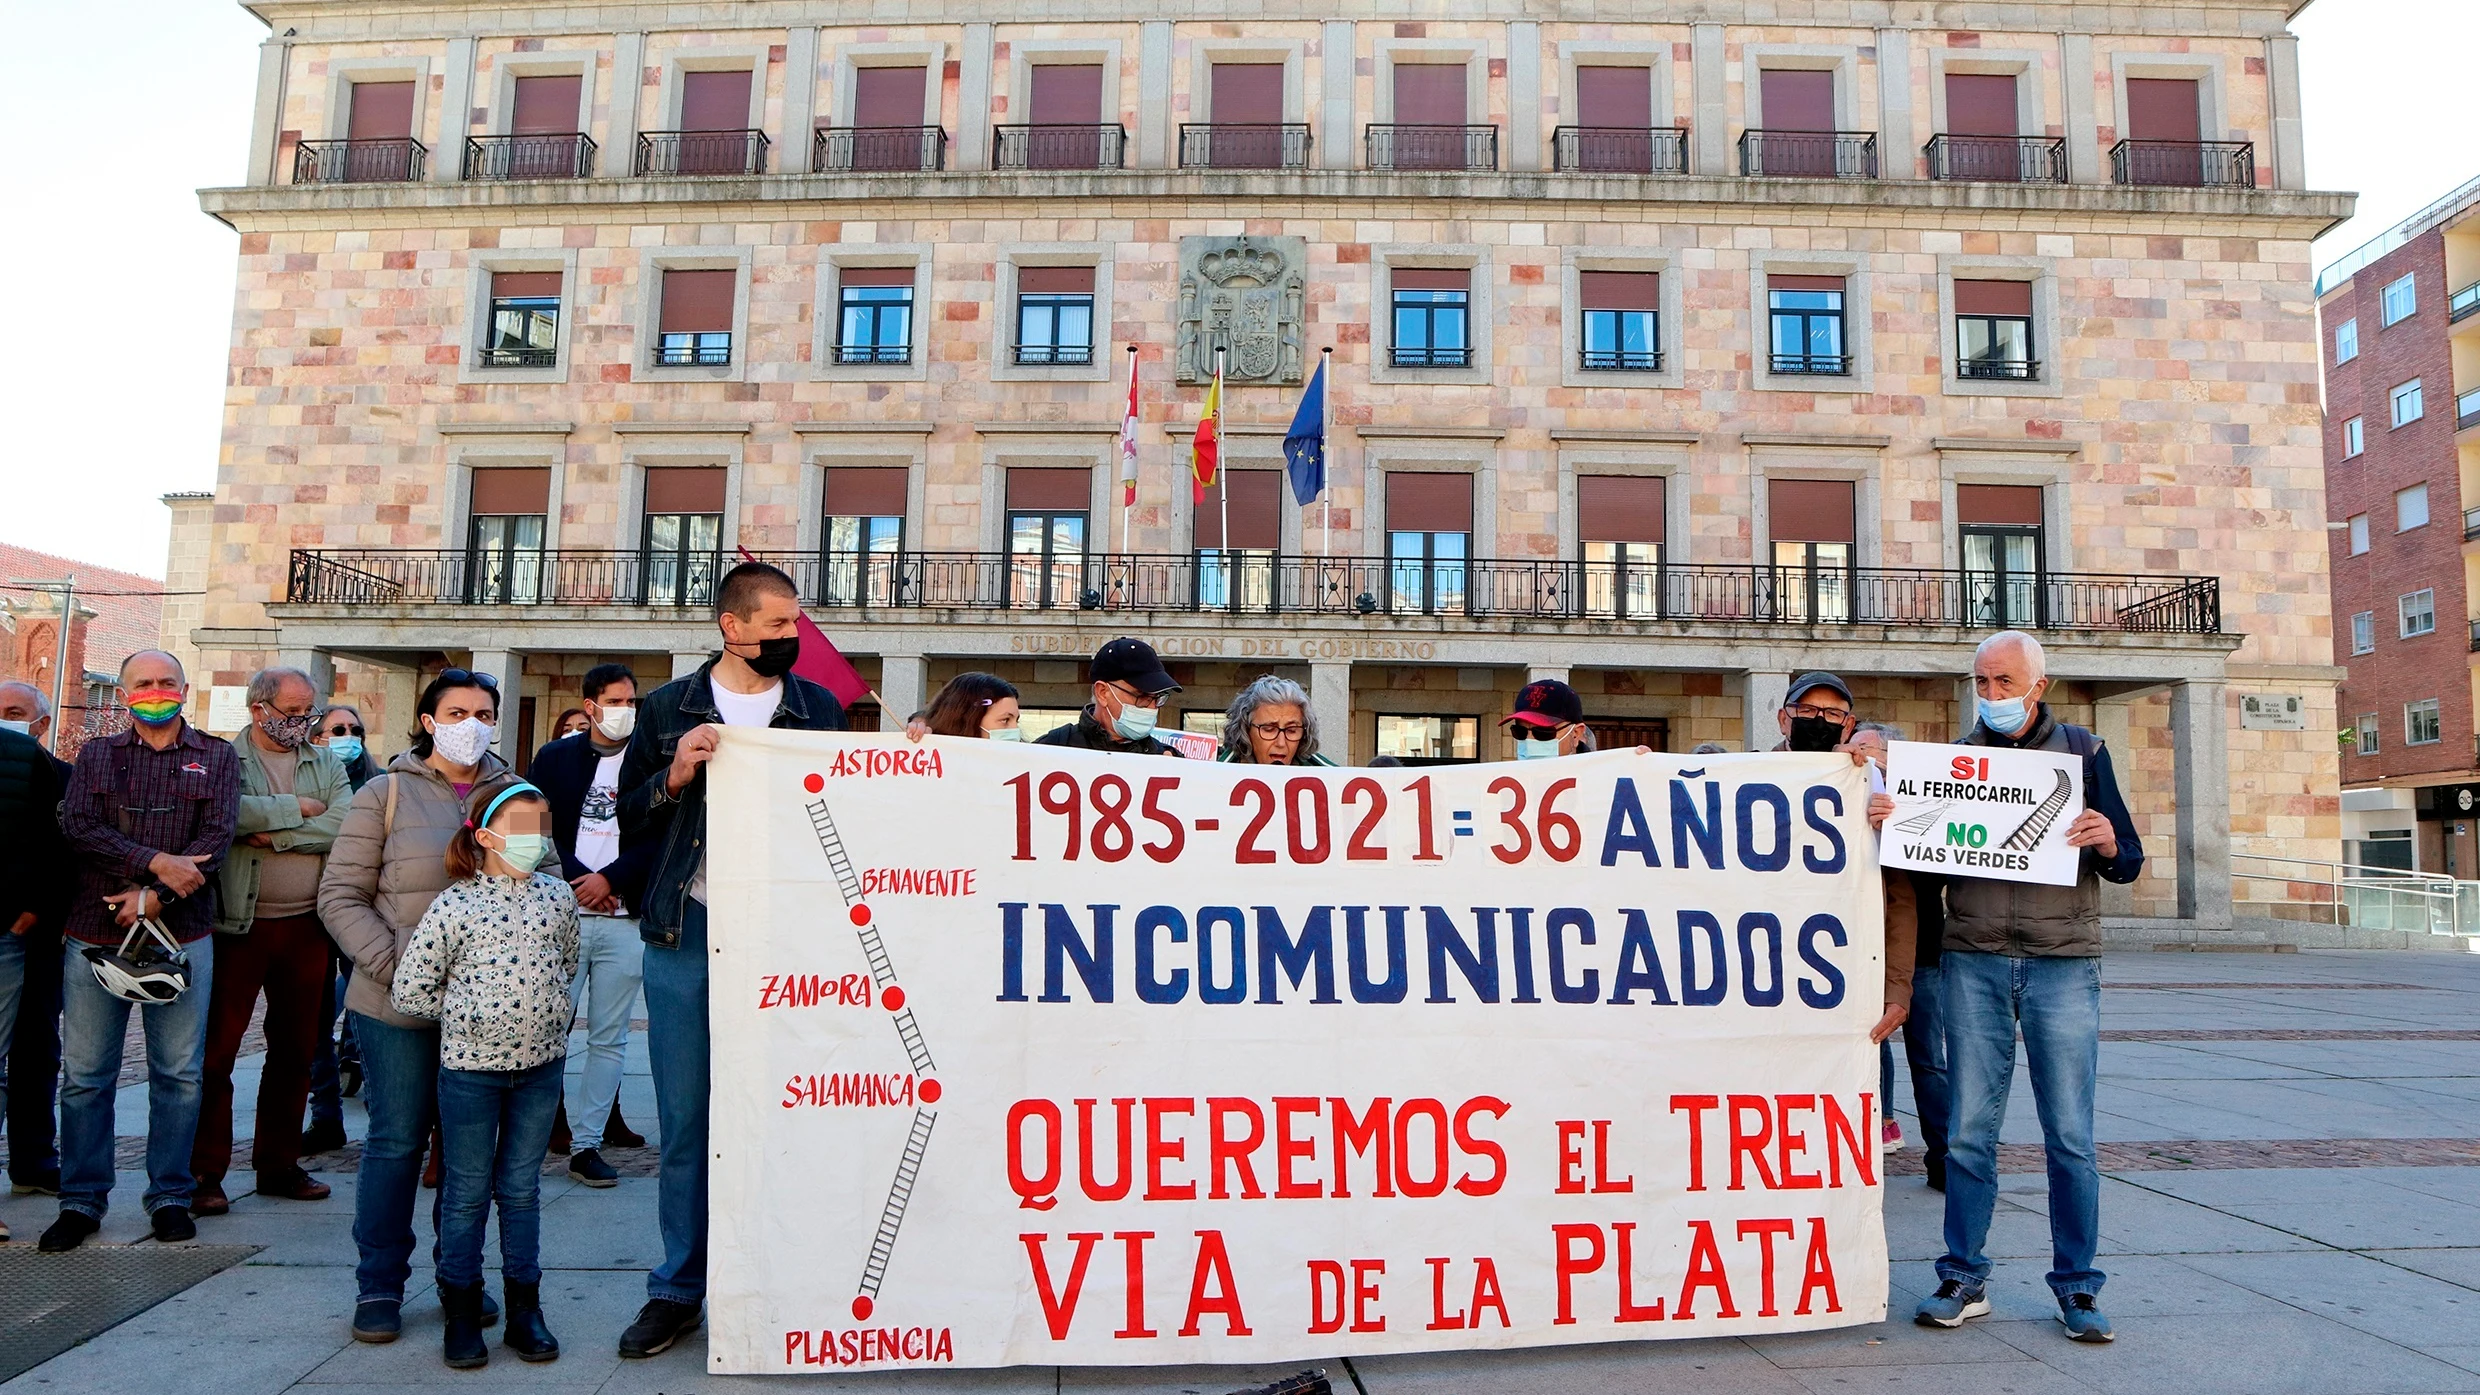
[1190,364,1222,505]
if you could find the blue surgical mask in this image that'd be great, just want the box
[1111,703,1159,742]
[0,719,29,738]
[1977,694,2030,736]
[985,726,1025,742]
[327,735,364,764]
[1515,735,1563,761]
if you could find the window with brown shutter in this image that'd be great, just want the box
[466,469,550,602]
[655,269,736,366]
[824,468,910,516]
[1387,473,1474,534]
[1392,64,1467,125]
[1580,272,1661,371]
[1391,267,1473,369]
[1196,469,1282,550]
[1767,276,1848,375]
[1944,74,2018,137]
[680,70,753,132]
[852,66,928,127]
[643,467,727,515]
[640,470,726,606]
[1007,469,1093,512]
[1211,64,1285,125]
[2125,78,2202,142]
[1579,476,1664,617]
[1760,69,1834,131]
[822,469,908,604]
[1768,479,1855,543]
[1955,279,2037,380]
[347,81,416,141]
[1564,65,1665,172]
[1958,485,2045,627]
[1957,484,2043,526]
[510,74,582,136]
[482,271,563,367]
[1015,267,1098,365]
[470,468,551,516]
[1029,64,1105,125]
[1576,67,1653,128]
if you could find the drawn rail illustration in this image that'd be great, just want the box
[1891,799,1956,836]
[2001,769,2075,851]
[804,794,940,1320]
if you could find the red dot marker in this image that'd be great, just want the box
[850,1295,874,1321]
[882,986,906,1012]
[918,1078,943,1104]
[803,773,824,794]
[849,903,872,927]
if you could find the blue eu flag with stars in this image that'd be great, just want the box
[1283,359,1327,506]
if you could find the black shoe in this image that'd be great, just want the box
[480,1287,499,1327]
[617,1298,702,1358]
[440,1280,489,1369]
[502,1280,560,1362]
[339,1061,362,1098]
[151,1205,197,1242]
[301,1119,349,1155]
[1924,1152,1948,1193]
[568,1148,619,1188]
[352,1298,403,1344]
[11,1170,62,1197]
[38,1211,99,1252]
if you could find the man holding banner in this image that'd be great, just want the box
[1903,631,2142,1344]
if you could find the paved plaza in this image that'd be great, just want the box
[3,946,2477,1394]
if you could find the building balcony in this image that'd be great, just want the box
[1580,347,1663,372]
[992,124,1127,170]
[1770,351,1852,376]
[462,133,596,180]
[2453,281,2480,324]
[284,548,2222,635]
[1178,123,1313,169]
[1923,134,2066,183]
[2463,505,2480,541]
[477,345,557,368]
[292,137,426,184]
[1551,126,1690,174]
[814,126,946,173]
[1959,355,2041,381]
[634,129,769,176]
[2460,387,2480,431]
[1738,130,1878,179]
[1365,124,1499,172]
[2110,139,2254,190]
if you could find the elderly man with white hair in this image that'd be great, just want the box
[1900,630,2143,1344]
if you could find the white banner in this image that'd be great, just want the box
[706,734,1890,1374]
[1878,740,2085,887]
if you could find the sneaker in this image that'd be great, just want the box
[1,1216,10,1243]
[617,1299,702,1359]
[152,1205,198,1243]
[2058,1292,2115,1343]
[301,1119,349,1155]
[11,1171,62,1197]
[352,1298,403,1344]
[38,1211,99,1253]
[1915,1279,1991,1328]
[1883,1118,1905,1153]
[568,1148,619,1189]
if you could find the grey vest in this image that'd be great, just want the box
[1942,710,2106,959]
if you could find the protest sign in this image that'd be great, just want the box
[1878,740,2085,887]
[705,734,1889,1373]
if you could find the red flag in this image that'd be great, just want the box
[732,547,872,709]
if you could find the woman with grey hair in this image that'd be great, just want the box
[1217,675,1336,766]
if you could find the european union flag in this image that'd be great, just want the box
[1283,358,1327,506]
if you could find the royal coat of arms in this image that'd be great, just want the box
[1176,235,1306,385]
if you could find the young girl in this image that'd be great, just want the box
[392,782,580,1369]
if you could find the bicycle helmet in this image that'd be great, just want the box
[84,918,192,1005]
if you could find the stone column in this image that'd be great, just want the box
[781,26,821,169]
[610,33,647,168]
[277,646,337,700]
[1137,21,1174,168]
[247,38,291,186]
[878,656,930,728]
[1310,662,1353,763]
[1691,24,1726,175]
[1507,22,1542,173]
[2060,33,2098,184]
[2265,34,2305,190]
[957,24,996,171]
[2172,679,2233,928]
[1321,21,1357,171]
[468,647,526,758]
[433,36,477,184]
[1874,28,1912,178]
[380,665,421,761]
[2090,694,2136,916]
[672,651,711,681]
[1742,671,1789,752]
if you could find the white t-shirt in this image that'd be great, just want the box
[690,680,782,904]
[574,749,625,875]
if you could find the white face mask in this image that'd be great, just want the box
[985,725,1025,742]
[593,705,636,742]
[428,715,494,766]
[0,718,29,738]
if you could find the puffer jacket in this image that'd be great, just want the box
[316,748,516,1028]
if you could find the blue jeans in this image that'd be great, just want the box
[8,926,64,1184]
[644,898,709,1305]
[436,1058,563,1287]
[1938,950,2104,1300]
[1902,963,1952,1169]
[58,935,216,1218]
[0,932,25,1150]
[567,915,644,1151]
[306,965,348,1129]
[351,1012,441,1303]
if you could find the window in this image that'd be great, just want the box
[1753,68,1843,176]
[1935,73,2028,180]
[2351,610,2375,654]
[1198,62,1292,168]
[1579,271,1659,371]
[1385,472,1473,614]
[1958,484,2046,626]
[821,467,907,606]
[2381,273,2417,326]
[2348,514,2369,554]
[2334,317,2359,363]
[1014,266,1096,365]
[2343,416,2364,457]
[481,270,560,367]
[1579,476,1664,617]
[842,66,932,171]
[659,69,760,175]
[1768,478,1855,622]
[1954,279,2036,379]
[1005,467,1091,608]
[1376,714,1479,765]
[2356,713,2379,756]
[465,467,549,604]
[1768,275,1848,374]
[2406,697,2442,746]
[2400,587,2436,638]
[1015,64,1115,169]
[1384,62,1475,170]
[640,468,725,607]
[2392,380,2425,427]
[835,268,914,365]
[1196,468,1281,612]
[656,268,735,366]
[1566,65,1667,172]
[2360,827,2412,868]
[2398,483,2430,531]
[1391,269,1472,368]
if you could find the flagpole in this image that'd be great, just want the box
[1121,344,1137,558]
[1214,343,1228,583]
[1318,346,1332,560]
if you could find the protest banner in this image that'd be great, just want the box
[1878,740,2085,887]
[705,734,1889,1373]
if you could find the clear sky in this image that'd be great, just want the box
[1,0,2474,579]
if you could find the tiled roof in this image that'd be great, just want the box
[0,542,166,677]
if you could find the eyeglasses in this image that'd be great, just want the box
[1250,722,1306,740]
[435,668,501,691]
[1783,702,1851,721]
[324,723,365,737]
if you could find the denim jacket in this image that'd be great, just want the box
[616,654,845,948]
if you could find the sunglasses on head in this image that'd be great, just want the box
[435,668,501,691]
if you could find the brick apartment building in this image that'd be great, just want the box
[2320,179,2480,875]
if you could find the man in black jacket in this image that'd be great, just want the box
[1034,637,1184,756]
[0,682,71,1203]
[529,662,652,1186]
[0,717,71,1237]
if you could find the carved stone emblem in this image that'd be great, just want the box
[1176,235,1306,385]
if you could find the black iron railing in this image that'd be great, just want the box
[293,137,427,184]
[814,126,946,172]
[478,346,558,368]
[1739,130,1878,179]
[653,340,732,367]
[1013,342,1096,366]
[834,343,913,365]
[1551,126,1690,174]
[1391,345,1472,369]
[1771,352,1853,376]
[1959,356,2040,381]
[992,124,1128,170]
[1923,134,2065,183]
[1581,348,1663,371]
[284,548,2222,634]
[463,133,596,180]
[1177,123,1314,169]
[1365,125,1499,171]
[2110,139,2254,189]
[635,129,769,176]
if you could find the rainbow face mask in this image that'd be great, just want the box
[125,688,186,727]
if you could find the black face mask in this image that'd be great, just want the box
[1787,715,1847,753]
[734,635,801,679]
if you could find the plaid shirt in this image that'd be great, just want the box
[60,721,241,945]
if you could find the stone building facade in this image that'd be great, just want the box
[189,0,2351,924]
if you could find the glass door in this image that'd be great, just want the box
[466,513,545,604]
[643,512,723,606]
[1010,511,1087,609]
[1388,530,1469,615]
[1963,526,2044,627]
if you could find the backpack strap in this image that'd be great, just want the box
[381,773,399,844]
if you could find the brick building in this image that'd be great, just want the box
[0,543,168,756]
[183,0,2352,924]
[2319,180,2480,875]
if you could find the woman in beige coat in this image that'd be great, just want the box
[317,670,515,1345]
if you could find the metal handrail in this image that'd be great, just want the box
[1771,352,1853,376]
[293,137,427,184]
[992,124,1128,170]
[833,344,913,365]
[2231,850,2466,936]
[2459,387,2480,430]
[2110,139,2254,189]
[1364,124,1499,171]
[1550,126,1690,174]
[462,133,596,180]
[1177,123,1313,169]
[1580,348,1663,372]
[1739,130,1878,179]
[814,126,946,173]
[634,129,769,176]
[1923,134,2066,183]
[2452,281,2480,322]
[1959,357,2041,381]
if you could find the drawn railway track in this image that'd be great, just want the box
[2001,769,2075,851]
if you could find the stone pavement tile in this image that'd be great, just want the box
[1780,1358,2102,1394]
[2362,1248,2480,1288]
[2250,1076,2480,1132]
[2000,1177,2330,1256]
[2188,1039,2480,1079]
[1983,1310,2480,1395]
[1741,1309,2037,1370]
[2178,1249,2480,1354]
[2199,1197,2480,1251]
[2076,1088,2306,1143]
[1354,1339,1805,1393]
[0,1262,355,1395]
[2429,1348,2480,1378]
[2129,1166,2474,1209]
[2094,1042,2325,1082]
[533,1175,666,1271]
[300,1265,648,1386]
[594,1351,1058,1393]
[1065,1359,1358,1391]
[1890,1256,2289,1323]
[2101,1076,2458,1138]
